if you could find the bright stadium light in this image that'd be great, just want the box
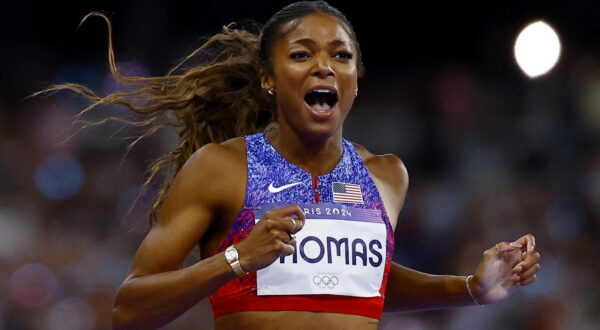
[514,20,561,78]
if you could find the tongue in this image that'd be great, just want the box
[310,101,332,113]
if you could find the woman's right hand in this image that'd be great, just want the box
[235,204,305,272]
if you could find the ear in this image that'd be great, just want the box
[260,70,274,91]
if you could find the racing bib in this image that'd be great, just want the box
[255,203,386,297]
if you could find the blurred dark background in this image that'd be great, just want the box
[0,1,598,329]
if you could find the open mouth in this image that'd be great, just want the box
[304,87,339,113]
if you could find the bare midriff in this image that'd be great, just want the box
[214,311,379,330]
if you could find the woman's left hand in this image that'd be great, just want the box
[470,234,541,304]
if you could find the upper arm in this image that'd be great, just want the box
[354,144,409,230]
[127,143,245,278]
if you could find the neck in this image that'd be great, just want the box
[266,125,343,177]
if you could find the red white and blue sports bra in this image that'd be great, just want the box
[209,132,395,320]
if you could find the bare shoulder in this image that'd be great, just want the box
[179,137,245,182]
[352,142,409,191]
[159,137,247,218]
[127,137,247,276]
[351,142,409,224]
[184,136,245,171]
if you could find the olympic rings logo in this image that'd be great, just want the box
[312,275,339,289]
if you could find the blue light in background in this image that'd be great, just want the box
[34,153,85,200]
[546,198,585,242]
[116,185,156,231]
[54,65,101,90]
[53,65,102,110]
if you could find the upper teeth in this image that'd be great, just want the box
[313,88,333,94]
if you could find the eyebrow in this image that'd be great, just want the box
[289,38,351,49]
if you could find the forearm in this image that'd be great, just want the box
[384,262,475,312]
[112,252,235,329]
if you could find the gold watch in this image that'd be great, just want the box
[224,245,248,277]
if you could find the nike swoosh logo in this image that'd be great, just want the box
[268,182,303,193]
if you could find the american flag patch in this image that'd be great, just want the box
[332,182,364,204]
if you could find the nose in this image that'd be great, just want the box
[312,54,334,78]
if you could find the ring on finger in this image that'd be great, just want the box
[495,243,501,254]
[289,218,296,233]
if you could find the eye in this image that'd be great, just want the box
[335,51,353,61]
[290,51,310,60]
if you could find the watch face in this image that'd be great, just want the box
[225,247,238,262]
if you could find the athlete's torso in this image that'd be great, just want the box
[207,133,395,328]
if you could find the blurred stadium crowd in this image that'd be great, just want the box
[0,1,598,329]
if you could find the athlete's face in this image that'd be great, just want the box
[262,13,359,141]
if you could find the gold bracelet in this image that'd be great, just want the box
[465,275,483,306]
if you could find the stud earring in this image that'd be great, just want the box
[268,88,275,96]
[354,89,358,97]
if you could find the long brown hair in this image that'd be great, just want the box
[36,1,363,225]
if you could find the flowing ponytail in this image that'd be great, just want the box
[35,13,274,224]
[36,1,363,226]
